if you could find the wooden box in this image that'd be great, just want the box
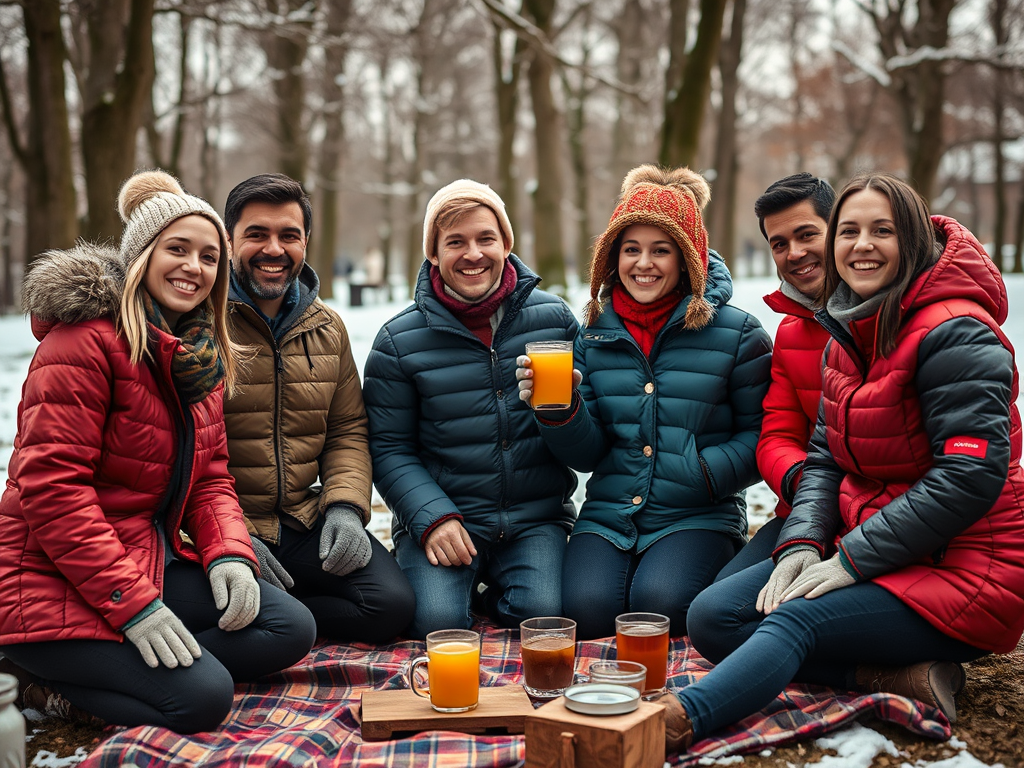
[524,697,666,768]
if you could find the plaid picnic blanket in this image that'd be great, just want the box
[80,625,949,767]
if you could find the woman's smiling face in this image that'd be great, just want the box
[834,188,901,300]
[617,224,682,303]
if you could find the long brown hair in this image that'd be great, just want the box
[821,173,939,357]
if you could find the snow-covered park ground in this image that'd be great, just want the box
[1,267,1019,768]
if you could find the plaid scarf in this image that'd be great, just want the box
[142,291,225,404]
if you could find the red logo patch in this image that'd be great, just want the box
[943,436,989,458]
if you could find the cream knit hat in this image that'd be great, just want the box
[118,170,230,270]
[422,179,514,261]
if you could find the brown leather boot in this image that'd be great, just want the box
[854,661,966,722]
[660,693,694,753]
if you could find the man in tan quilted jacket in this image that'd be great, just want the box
[222,173,415,642]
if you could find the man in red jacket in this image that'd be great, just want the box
[717,173,834,580]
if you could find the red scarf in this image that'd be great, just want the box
[612,283,681,357]
[430,260,518,346]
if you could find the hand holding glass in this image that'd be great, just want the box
[406,629,481,713]
[519,341,574,410]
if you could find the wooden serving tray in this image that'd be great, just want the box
[360,685,535,740]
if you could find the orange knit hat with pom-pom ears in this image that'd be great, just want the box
[585,164,714,330]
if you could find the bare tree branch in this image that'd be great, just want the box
[477,0,645,98]
[0,47,27,166]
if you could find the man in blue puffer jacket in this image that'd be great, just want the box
[363,180,578,639]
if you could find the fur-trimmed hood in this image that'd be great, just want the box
[22,243,125,340]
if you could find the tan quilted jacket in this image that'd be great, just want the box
[225,288,371,544]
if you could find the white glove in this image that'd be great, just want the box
[123,605,202,669]
[781,554,856,603]
[515,355,583,405]
[756,548,820,615]
[210,560,260,631]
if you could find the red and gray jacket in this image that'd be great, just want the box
[776,216,1024,653]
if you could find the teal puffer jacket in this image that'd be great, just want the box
[538,255,772,551]
[364,256,579,546]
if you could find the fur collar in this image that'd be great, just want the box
[22,242,125,324]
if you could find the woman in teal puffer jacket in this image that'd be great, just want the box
[518,166,772,640]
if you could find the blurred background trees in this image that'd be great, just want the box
[0,0,1021,310]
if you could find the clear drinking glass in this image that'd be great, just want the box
[615,612,670,695]
[520,617,577,698]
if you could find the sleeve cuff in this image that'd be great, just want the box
[208,555,258,577]
[837,546,862,580]
[120,598,164,632]
[419,513,464,547]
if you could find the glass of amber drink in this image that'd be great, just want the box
[520,617,577,698]
[524,341,573,410]
[615,612,670,695]
[407,629,481,712]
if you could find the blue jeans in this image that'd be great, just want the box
[714,516,784,582]
[562,530,738,640]
[394,523,568,639]
[680,560,986,740]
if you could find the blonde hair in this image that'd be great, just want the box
[117,232,244,394]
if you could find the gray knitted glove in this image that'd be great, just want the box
[319,504,372,576]
[209,560,261,631]
[250,535,295,591]
[123,606,202,669]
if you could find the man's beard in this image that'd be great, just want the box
[236,258,302,300]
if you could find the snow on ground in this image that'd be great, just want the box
[0,269,1019,767]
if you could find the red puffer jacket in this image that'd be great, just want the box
[0,246,256,645]
[756,290,830,517]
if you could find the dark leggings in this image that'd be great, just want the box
[269,517,416,643]
[562,530,739,640]
[1,558,317,733]
[681,559,986,740]
[714,516,784,582]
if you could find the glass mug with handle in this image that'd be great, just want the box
[406,629,481,713]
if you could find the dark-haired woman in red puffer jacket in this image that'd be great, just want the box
[662,173,1024,754]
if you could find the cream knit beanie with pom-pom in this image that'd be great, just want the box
[118,170,230,270]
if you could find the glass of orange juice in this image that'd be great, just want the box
[406,629,481,712]
[524,340,573,410]
[615,612,670,696]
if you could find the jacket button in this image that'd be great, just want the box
[644,383,654,394]
[111,590,122,603]
[496,390,504,398]
[632,496,642,505]
[502,439,511,450]
[643,445,653,457]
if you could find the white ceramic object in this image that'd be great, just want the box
[562,683,640,716]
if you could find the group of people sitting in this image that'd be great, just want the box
[0,161,1020,755]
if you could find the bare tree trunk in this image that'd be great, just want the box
[266,0,312,183]
[867,0,957,199]
[990,0,1008,271]
[787,0,805,170]
[491,16,524,230]
[199,16,223,204]
[405,68,426,297]
[1012,180,1024,273]
[1,160,14,311]
[1,0,78,260]
[560,9,594,283]
[611,0,644,183]
[78,0,157,242]
[706,0,747,270]
[312,0,353,301]
[523,0,566,288]
[659,0,729,168]
[659,0,689,166]
[145,11,192,177]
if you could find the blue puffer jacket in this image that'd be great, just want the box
[364,256,579,546]
[538,254,772,551]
